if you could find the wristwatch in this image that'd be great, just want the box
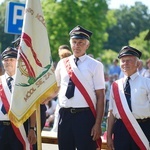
[30,127,36,131]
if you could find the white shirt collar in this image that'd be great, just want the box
[5,73,15,80]
[72,54,87,62]
[124,72,138,81]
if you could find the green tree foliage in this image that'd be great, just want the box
[101,49,118,64]
[129,30,150,60]
[0,1,13,52]
[104,2,150,52]
[1,0,150,66]
[42,0,109,61]
[0,0,109,61]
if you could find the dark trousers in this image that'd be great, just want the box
[58,108,97,150]
[113,119,150,150]
[0,123,23,150]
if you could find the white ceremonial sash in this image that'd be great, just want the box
[64,57,102,148]
[68,56,96,109]
[113,80,150,150]
[1,75,11,100]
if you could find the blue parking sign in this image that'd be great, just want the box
[5,2,25,35]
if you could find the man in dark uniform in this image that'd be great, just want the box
[55,25,105,150]
[107,46,150,150]
[0,47,36,150]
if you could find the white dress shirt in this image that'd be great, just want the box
[109,72,150,119]
[55,54,105,108]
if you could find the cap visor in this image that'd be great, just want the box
[71,35,89,40]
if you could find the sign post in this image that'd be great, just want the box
[5,2,25,35]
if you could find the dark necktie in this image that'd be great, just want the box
[65,58,79,99]
[124,77,132,111]
[7,77,13,92]
[1,77,13,114]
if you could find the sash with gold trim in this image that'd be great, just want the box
[0,77,31,150]
[64,57,102,148]
[112,81,150,150]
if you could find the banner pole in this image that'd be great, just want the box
[36,105,42,150]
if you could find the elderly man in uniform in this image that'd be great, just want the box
[54,25,105,150]
[0,47,36,150]
[107,46,150,150]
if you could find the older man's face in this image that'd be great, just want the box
[120,55,139,76]
[70,39,89,57]
[2,58,17,76]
